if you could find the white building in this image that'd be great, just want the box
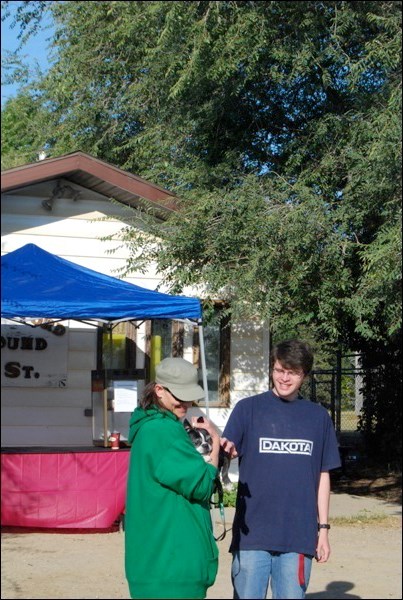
[1,151,270,449]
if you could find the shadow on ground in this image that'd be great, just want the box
[331,464,402,504]
[307,580,361,598]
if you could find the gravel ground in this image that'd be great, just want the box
[1,493,401,600]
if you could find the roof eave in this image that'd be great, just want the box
[1,151,178,214]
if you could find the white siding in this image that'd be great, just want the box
[1,425,93,447]
[191,320,270,432]
[1,182,163,289]
[1,180,164,447]
[1,323,97,447]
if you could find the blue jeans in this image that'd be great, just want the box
[231,550,313,599]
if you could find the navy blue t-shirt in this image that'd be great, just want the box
[223,391,341,557]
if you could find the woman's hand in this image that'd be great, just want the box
[191,416,220,441]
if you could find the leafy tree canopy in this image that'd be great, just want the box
[2,0,401,350]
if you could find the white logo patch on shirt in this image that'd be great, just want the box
[259,438,313,455]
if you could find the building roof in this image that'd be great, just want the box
[1,151,177,215]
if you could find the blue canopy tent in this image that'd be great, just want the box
[1,243,202,322]
[1,244,211,440]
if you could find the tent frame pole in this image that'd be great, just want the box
[198,321,209,419]
[103,388,109,448]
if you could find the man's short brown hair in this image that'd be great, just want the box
[270,339,314,375]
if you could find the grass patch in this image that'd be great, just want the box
[331,512,401,527]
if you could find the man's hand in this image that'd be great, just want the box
[220,436,238,458]
[315,531,331,563]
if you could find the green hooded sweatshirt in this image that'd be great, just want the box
[124,407,219,599]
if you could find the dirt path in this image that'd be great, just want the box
[1,494,401,599]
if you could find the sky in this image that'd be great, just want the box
[1,1,53,107]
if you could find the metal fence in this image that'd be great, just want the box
[304,353,365,435]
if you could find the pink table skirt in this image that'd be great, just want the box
[1,450,130,529]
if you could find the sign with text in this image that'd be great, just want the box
[113,380,138,412]
[1,322,69,388]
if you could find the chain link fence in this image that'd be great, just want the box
[302,354,364,434]
[301,354,367,472]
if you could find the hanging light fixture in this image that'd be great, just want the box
[41,181,81,211]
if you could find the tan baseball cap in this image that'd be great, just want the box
[155,357,205,402]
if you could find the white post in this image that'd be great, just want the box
[198,321,210,419]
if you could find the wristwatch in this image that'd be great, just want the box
[318,523,331,530]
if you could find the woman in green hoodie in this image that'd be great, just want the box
[124,357,220,599]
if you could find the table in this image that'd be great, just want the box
[1,448,130,529]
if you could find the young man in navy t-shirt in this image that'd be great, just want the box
[221,339,341,599]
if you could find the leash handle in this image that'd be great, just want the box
[211,477,227,541]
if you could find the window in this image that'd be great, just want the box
[98,321,139,375]
[147,310,231,407]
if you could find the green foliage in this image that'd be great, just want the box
[2,0,401,466]
[222,483,238,508]
[0,92,49,168]
[1,1,401,350]
[358,336,402,469]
